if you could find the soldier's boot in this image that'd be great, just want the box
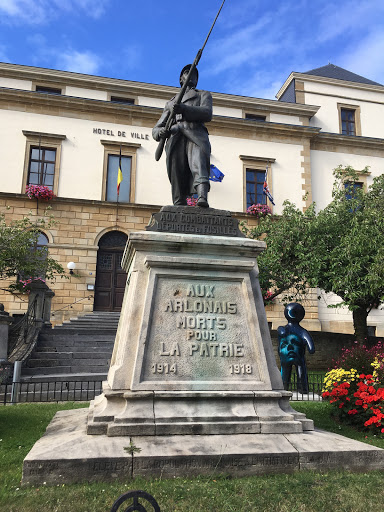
[196,184,209,208]
[174,197,187,206]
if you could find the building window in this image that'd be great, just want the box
[341,108,356,136]
[240,155,275,212]
[344,181,363,200]
[101,140,141,203]
[338,103,361,136]
[106,154,132,202]
[110,96,135,105]
[22,131,66,196]
[27,147,56,189]
[245,113,266,122]
[35,85,62,95]
[246,169,266,208]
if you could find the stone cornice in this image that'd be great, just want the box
[239,155,276,163]
[100,140,141,148]
[312,132,384,151]
[0,62,319,118]
[0,87,160,123]
[22,130,66,140]
[210,92,319,117]
[0,191,162,211]
[277,72,384,100]
[0,191,262,220]
[209,114,321,139]
[0,87,321,141]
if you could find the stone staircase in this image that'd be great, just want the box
[21,312,119,383]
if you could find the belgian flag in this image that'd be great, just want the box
[117,144,123,196]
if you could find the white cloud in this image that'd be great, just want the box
[341,30,384,84]
[0,0,110,24]
[56,50,101,75]
[202,0,384,98]
[316,1,384,44]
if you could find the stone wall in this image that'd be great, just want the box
[0,194,157,324]
[0,193,263,326]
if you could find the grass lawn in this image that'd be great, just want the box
[0,401,383,512]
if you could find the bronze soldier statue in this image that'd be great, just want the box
[152,65,212,207]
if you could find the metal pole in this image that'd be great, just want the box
[10,361,22,405]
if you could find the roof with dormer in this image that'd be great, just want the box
[304,64,382,86]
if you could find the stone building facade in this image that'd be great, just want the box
[0,62,383,334]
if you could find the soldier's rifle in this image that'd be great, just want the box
[155,0,226,162]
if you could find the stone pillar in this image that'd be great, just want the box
[42,288,55,328]
[0,304,13,362]
[28,281,53,329]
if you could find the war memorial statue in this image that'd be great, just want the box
[21,0,384,485]
[153,65,212,208]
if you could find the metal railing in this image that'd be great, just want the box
[0,379,103,405]
[288,373,324,401]
[0,375,324,405]
[7,296,39,361]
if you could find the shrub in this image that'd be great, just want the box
[322,374,384,435]
[333,340,384,375]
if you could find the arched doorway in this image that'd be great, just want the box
[94,231,128,312]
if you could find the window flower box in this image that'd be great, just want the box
[246,203,272,217]
[26,185,55,201]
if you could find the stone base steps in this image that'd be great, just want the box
[22,312,118,381]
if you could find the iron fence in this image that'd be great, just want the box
[0,374,324,405]
[0,379,103,405]
[288,373,324,401]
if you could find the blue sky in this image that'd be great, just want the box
[1,0,384,99]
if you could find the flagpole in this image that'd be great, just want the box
[37,134,42,213]
[116,143,122,226]
[263,160,275,206]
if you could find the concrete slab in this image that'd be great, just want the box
[22,408,384,485]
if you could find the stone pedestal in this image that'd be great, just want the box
[87,231,311,436]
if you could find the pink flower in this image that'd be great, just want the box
[246,203,272,217]
[26,184,54,201]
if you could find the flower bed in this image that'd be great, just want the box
[322,341,384,435]
[26,185,55,201]
[246,203,272,217]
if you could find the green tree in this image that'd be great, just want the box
[0,209,65,292]
[243,166,384,341]
[242,201,316,303]
[306,166,384,341]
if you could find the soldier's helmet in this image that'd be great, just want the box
[179,64,199,86]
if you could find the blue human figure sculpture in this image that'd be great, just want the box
[277,303,315,394]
